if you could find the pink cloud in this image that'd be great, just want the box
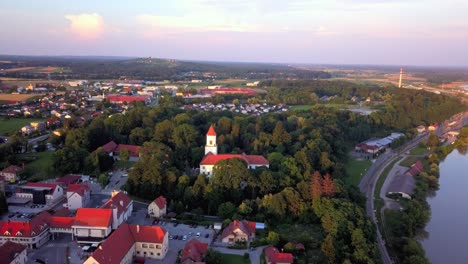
[65,13,105,40]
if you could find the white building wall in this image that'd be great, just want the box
[66,192,83,210]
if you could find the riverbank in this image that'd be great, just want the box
[382,127,468,263]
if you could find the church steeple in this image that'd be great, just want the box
[205,125,217,155]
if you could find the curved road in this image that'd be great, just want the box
[359,111,468,264]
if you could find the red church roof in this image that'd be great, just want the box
[89,223,166,264]
[200,153,269,166]
[180,239,208,263]
[265,246,294,264]
[154,195,166,210]
[116,144,140,157]
[74,208,113,227]
[101,141,118,153]
[207,125,216,136]
[407,160,424,177]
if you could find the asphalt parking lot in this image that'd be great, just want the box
[27,234,84,264]
[127,209,215,264]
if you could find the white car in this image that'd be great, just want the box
[182,235,187,241]
[196,232,200,237]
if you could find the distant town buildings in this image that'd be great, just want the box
[0,241,28,264]
[0,165,23,183]
[221,220,256,245]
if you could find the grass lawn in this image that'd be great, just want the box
[399,156,420,167]
[290,105,314,111]
[17,151,59,180]
[114,160,136,169]
[0,117,45,136]
[220,253,250,264]
[409,147,428,155]
[345,159,373,186]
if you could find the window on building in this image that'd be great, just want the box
[157,253,160,256]
[209,140,213,145]
[149,244,155,249]
[142,244,148,248]
[137,251,140,254]
[156,245,161,249]
[150,252,154,255]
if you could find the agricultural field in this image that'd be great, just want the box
[17,151,58,181]
[220,253,250,264]
[399,156,420,167]
[0,93,39,102]
[0,117,45,135]
[3,66,70,73]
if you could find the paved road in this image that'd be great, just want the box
[358,110,468,264]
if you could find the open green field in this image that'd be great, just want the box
[409,147,428,155]
[290,105,314,111]
[114,160,136,169]
[0,117,45,135]
[399,156,420,167]
[220,253,250,264]
[345,159,373,186]
[17,152,58,180]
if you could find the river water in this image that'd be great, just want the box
[421,149,468,264]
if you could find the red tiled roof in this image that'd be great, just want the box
[207,125,216,136]
[1,165,23,174]
[67,183,90,197]
[407,160,424,177]
[154,195,166,210]
[221,220,256,240]
[74,208,112,227]
[0,241,27,263]
[0,211,51,238]
[90,223,167,264]
[265,246,293,264]
[49,216,74,229]
[53,208,71,217]
[107,95,148,103]
[101,191,132,218]
[57,174,81,185]
[200,153,269,166]
[180,239,208,263]
[101,141,118,153]
[116,144,141,157]
[128,224,167,243]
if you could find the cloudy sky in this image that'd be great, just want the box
[1,0,467,66]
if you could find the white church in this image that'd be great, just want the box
[199,125,269,176]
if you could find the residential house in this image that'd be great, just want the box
[0,212,51,249]
[101,191,133,230]
[66,183,90,210]
[0,241,28,264]
[72,208,113,244]
[16,183,64,205]
[101,141,141,161]
[221,220,256,245]
[200,126,269,176]
[20,125,34,135]
[180,239,208,264]
[264,246,294,264]
[148,195,166,218]
[0,165,23,183]
[84,223,169,264]
[30,122,46,132]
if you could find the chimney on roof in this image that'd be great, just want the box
[111,190,119,197]
[99,245,103,250]
[137,225,140,233]
[120,200,123,206]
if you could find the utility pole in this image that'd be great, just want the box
[398,67,403,88]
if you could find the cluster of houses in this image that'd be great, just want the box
[354,133,405,156]
[182,102,289,116]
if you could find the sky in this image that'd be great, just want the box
[1,0,467,66]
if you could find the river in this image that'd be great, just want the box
[421,149,468,264]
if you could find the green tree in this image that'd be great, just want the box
[267,231,280,246]
[211,158,250,190]
[205,249,222,264]
[98,173,109,188]
[217,202,236,219]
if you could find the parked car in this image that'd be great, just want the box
[183,235,187,241]
[196,232,200,237]
[205,234,209,238]
[169,235,173,240]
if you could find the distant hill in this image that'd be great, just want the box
[0,55,331,81]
